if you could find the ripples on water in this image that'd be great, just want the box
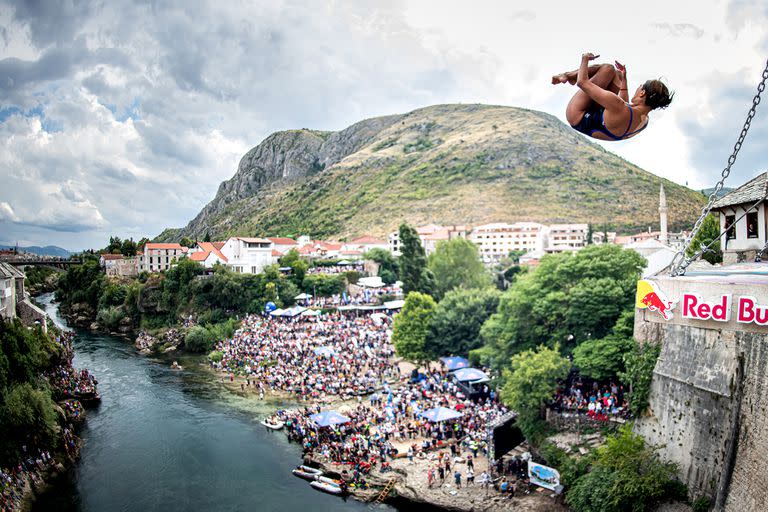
[34,294,385,512]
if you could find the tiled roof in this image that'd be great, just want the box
[198,242,227,262]
[189,252,209,261]
[713,172,768,209]
[212,242,225,250]
[351,236,386,245]
[268,237,297,245]
[145,243,184,250]
[271,249,283,257]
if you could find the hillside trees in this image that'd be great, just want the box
[427,238,490,299]
[398,224,434,295]
[392,292,437,364]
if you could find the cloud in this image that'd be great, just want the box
[0,202,17,221]
[652,23,704,39]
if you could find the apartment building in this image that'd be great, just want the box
[546,224,589,252]
[220,237,273,274]
[469,222,548,262]
[140,243,188,272]
[388,224,470,256]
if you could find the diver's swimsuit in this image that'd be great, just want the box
[571,103,647,140]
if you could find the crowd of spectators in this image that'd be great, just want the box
[210,313,396,400]
[549,378,628,421]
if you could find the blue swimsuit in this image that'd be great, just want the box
[571,103,647,140]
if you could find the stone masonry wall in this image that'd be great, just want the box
[633,275,768,510]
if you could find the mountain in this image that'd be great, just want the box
[157,104,706,242]
[0,244,71,258]
[701,187,733,199]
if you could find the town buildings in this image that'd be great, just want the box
[469,222,548,263]
[220,237,273,274]
[100,253,138,277]
[188,242,228,268]
[0,262,47,330]
[139,243,188,273]
[388,224,469,256]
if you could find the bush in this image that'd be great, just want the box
[567,426,682,512]
[619,341,662,416]
[96,306,125,329]
[208,351,224,363]
[185,326,215,353]
[0,383,59,462]
[343,270,361,285]
[302,274,346,297]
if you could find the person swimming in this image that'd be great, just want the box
[553,53,673,141]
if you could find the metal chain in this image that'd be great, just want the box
[672,59,768,276]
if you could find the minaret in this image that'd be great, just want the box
[659,183,669,245]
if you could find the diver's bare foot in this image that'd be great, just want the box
[551,73,569,85]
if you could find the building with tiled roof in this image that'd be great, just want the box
[140,243,187,273]
[712,171,768,263]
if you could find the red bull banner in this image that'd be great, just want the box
[637,280,768,326]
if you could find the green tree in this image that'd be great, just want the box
[120,238,138,256]
[587,224,594,245]
[481,244,645,366]
[106,236,122,253]
[686,213,723,265]
[427,287,501,358]
[427,238,490,300]
[500,345,570,420]
[137,237,151,252]
[619,340,662,416]
[392,292,437,364]
[179,236,194,248]
[203,231,211,242]
[572,310,635,381]
[398,223,434,295]
[279,249,309,286]
[364,248,399,285]
[303,274,345,297]
[567,426,683,512]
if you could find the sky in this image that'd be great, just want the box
[0,0,766,251]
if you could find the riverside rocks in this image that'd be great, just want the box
[134,329,185,354]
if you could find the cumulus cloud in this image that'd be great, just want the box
[0,0,765,249]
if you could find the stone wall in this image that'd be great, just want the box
[633,275,768,511]
[17,298,47,333]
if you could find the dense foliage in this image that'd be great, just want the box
[619,340,662,416]
[567,426,684,512]
[480,245,645,367]
[398,223,434,295]
[572,310,636,381]
[427,238,490,300]
[24,266,60,295]
[500,345,570,420]
[0,320,62,463]
[392,292,437,364]
[427,287,500,358]
[364,248,399,285]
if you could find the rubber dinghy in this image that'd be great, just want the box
[292,465,323,481]
[260,419,285,430]
[310,480,344,495]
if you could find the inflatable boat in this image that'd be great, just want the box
[309,480,344,495]
[260,419,285,430]
[292,465,323,481]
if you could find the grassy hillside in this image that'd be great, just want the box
[161,104,705,241]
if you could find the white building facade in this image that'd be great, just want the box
[220,237,273,274]
[547,224,589,252]
[469,222,549,262]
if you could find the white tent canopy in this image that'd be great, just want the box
[295,293,313,300]
[357,276,384,288]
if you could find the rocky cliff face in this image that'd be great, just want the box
[157,104,706,241]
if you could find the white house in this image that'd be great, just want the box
[712,171,768,264]
[220,237,273,274]
[388,224,469,256]
[0,262,22,321]
[268,237,299,255]
[140,243,188,272]
[546,223,589,252]
[188,242,228,268]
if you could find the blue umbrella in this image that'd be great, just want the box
[419,406,463,422]
[309,410,351,427]
[441,356,470,371]
[453,368,490,383]
[313,346,336,358]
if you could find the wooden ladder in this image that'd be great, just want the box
[370,478,396,507]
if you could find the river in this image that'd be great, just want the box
[33,294,392,512]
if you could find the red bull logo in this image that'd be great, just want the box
[636,280,676,320]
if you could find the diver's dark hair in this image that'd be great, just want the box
[642,79,673,110]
